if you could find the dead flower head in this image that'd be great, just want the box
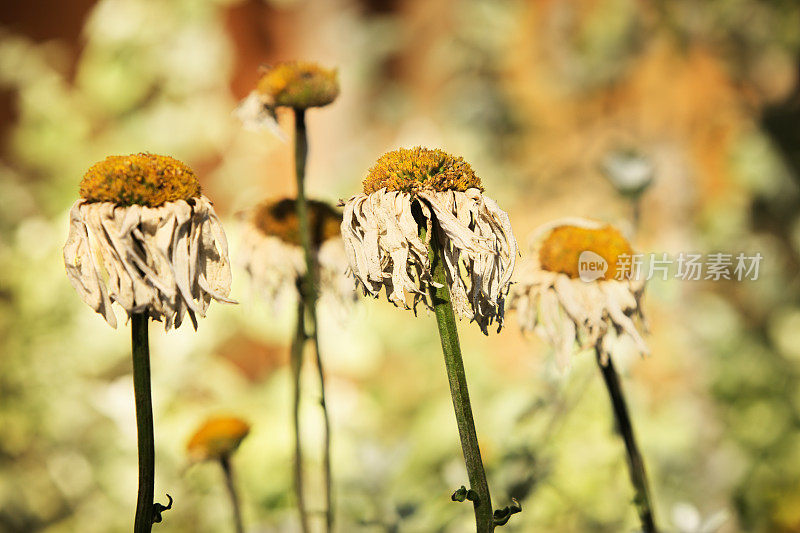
[63,153,234,330]
[340,147,517,334]
[508,218,648,369]
[239,198,353,308]
[186,416,250,462]
[235,61,339,135]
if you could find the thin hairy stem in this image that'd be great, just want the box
[595,348,658,533]
[131,313,155,533]
[426,229,494,532]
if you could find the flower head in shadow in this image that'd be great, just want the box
[340,147,517,334]
[239,198,353,309]
[509,218,647,369]
[63,153,234,330]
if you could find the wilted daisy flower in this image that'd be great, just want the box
[63,153,234,330]
[239,198,353,308]
[187,416,251,462]
[235,61,339,134]
[341,147,517,334]
[509,218,647,368]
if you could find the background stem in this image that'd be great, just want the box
[293,107,333,531]
[290,293,310,533]
[131,313,155,533]
[220,455,244,533]
[310,309,333,532]
[595,348,658,533]
[427,231,494,532]
[631,196,642,236]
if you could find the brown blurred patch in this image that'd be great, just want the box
[216,333,286,383]
[224,0,299,99]
[0,0,96,44]
[0,87,17,157]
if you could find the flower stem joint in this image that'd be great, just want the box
[492,499,522,527]
[452,486,522,527]
[451,485,479,503]
[152,494,173,524]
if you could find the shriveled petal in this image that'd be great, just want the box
[599,281,649,356]
[63,197,234,330]
[63,201,117,327]
[507,219,648,368]
[340,188,517,334]
[234,91,287,141]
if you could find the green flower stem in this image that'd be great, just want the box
[131,313,155,533]
[595,347,658,533]
[290,293,311,533]
[310,308,333,532]
[292,107,333,531]
[220,455,244,533]
[427,231,494,532]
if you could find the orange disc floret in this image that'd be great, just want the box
[253,198,342,247]
[80,153,201,207]
[539,224,634,281]
[256,61,339,109]
[363,147,483,194]
[186,416,250,462]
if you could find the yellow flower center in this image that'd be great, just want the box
[256,61,339,109]
[253,198,342,247]
[79,153,201,207]
[539,224,633,281]
[186,416,250,461]
[363,147,483,194]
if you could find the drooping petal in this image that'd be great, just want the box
[339,188,517,334]
[63,201,117,327]
[507,217,648,368]
[63,196,234,330]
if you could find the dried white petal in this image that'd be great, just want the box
[233,91,287,141]
[64,201,117,327]
[63,196,235,329]
[508,217,647,369]
[340,188,518,334]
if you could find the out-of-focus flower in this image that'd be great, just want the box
[63,153,234,330]
[340,147,517,334]
[508,218,647,368]
[600,148,654,198]
[239,198,353,308]
[235,61,339,135]
[186,416,251,462]
[670,502,728,533]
